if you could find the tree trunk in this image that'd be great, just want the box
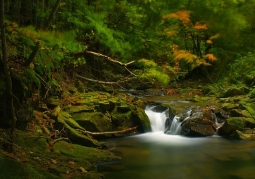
[24,0,61,67]
[0,0,17,149]
[23,41,41,67]
[44,0,61,31]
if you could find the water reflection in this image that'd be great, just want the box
[100,133,255,179]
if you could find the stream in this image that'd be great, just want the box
[99,99,255,179]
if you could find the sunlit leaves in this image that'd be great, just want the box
[173,50,198,63]
[137,59,170,85]
[162,10,192,26]
[193,22,207,30]
[205,54,217,62]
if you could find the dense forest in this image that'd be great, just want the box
[1,0,255,178]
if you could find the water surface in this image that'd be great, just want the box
[99,99,255,179]
[100,133,255,179]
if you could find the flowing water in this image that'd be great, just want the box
[99,100,255,179]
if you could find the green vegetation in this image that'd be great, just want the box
[2,0,255,178]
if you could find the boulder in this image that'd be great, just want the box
[72,112,112,135]
[181,118,217,136]
[218,117,251,136]
[132,107,152,133]
[234,129,255,139]
[54,110,102,147]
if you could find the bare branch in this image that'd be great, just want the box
[85,50,135,67]
[76,126,138,136]
[75,74,119,84]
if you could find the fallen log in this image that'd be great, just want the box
[76,126,138,136]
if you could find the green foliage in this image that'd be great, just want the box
[137,59,170,85]
[228,52,255,85]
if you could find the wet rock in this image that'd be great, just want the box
[181,118,217,136]
[116,105,130,113]
[151,105,168,113]
[229,109,252,118]
[55,111,102,147]
[72,112,112,137]
[233,129,255,140]
[221,103,240,110]
[218,117,254,136]
[133,107,152,132]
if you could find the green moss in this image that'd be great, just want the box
[227,117,246,128]
[134,107,152,132]
[53,141,117,161]
[193,95,209,102]
[221,103,240,110]
[68,105,94,113]
[72,112,112,133]
[234,130,251,140]
[0,158,58,179]
[112,111,134,128]
[56,111,101,147]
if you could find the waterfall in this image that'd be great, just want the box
[145,105,192,135]
[167,110,192,134]
[145,106,168,132]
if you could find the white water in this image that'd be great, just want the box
[145,106,191,134]
[144,106,168,132]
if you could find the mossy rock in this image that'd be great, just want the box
[233,130,255,140]
[229,109,253,118]
[218,117,247,135]
[111,111,134,128]
[56,111,101,147]
[134,99,147,109]
[240,102,255,119]
[95,101,115,113]
[132,107,152,132]
[162,104,184,116]
[221,103,240,110]
[68,105,95,113]
[72,112,112,135]
[53,141,120,164]
[0,158,59,179]
[117,105,130,113]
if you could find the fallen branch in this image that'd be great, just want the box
[85,50,135,67]
[72,50,137,77]
[76,126,138,136]
[75,74,119,84]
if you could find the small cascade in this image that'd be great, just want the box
[145,104,225,136]
[167,109,192,135]
[145,106,168,132]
